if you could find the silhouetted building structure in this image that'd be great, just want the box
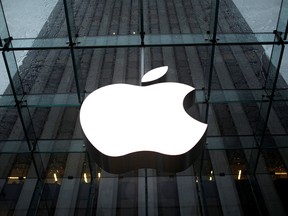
[0,0,288,215]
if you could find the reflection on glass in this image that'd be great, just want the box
[0,0,287,214]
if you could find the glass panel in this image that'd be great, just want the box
[0,107,26,141]
[226,0,282,34]
[2,33,280,49]
[255,168,287,214]
[2,89,280,108]
[63,0,77,43]
[31,107,80,140]
[0,2,10,96]
[0,56,10,95]
[144,0,211,37]
[277,0,288,35]
[2,50,24,98]
[20,102,37,149]
[145,34,208,45]
[280,0,288,87]
[0,1,9,40]
[0,0,287,214]
[79,47,140,92]
[207,102,265,137]
[1,0,69,90]
[280,49,288,86]
[36,140,84,153]
[210,44,274,91]
[265,44,286,91]
[207,136,257,150]
[0,141,30,153]
[142,46,209,88]
[1,0,65,39]
[77,35,140,47]
[217,33,276,44]
[75,0,140,38]
[0,153,36,215]
[253,44,285,146]
[11,38,69,49]
[15,49,75,95]
[0,106,34,151]
[24,93,80,107]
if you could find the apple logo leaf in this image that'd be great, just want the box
[80,66,207,174]
[141,66,168,86]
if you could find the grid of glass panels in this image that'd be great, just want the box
[0,0,288,215]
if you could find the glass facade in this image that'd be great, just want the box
[0,0,287,215]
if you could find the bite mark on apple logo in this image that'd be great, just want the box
[80,66,207,173]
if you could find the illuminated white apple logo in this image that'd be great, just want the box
[80,66,207,173]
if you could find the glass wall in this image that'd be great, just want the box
[0,0,287,215]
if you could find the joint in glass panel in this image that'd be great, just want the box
[273,30,285,44]
[3,36,13,51]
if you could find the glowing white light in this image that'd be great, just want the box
[8,177,19,180]
[80,66,207,157]
[238,170,242,180]
[8,176,26,180]
[209,176,212,181]
[98,172,101,179]
[275,172,287,175]
[84,173,88,183]
[141,66,168,83]
[54,173,58,182]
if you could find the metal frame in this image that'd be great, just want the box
[0,0,288,215]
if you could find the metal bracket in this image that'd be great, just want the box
[273,30,284,44]
[140,31,145,46]
[3,36,13,51]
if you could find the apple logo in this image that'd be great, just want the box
[80,66,207,173]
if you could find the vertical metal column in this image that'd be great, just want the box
[245,1,288,214]
[139,0,145,81]
[251,0,288,174]
[2,52,35,149]
[200,1,220,216]
[0,1,37,156]
[63,0,83,103]
[0,2,47,215]
[205,0,219,104]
